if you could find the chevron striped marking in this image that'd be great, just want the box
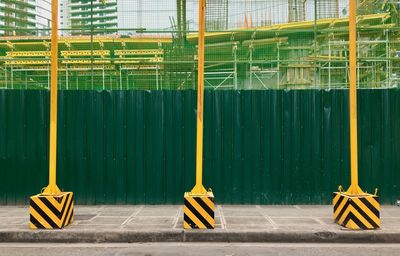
[333,192,380,230]
[184,192,215,229]
[30,192,74,229]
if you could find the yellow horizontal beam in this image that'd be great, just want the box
[5,60,50,65]
[308,55,347,60]
[6,51,51,57]
[121,64,161,69]
[187,13,391,42]
[114,57,163,64]
[114,49,164,56]
[242,37,288,48]
[61,50,110,57]
[59,36,171,44]
[61,60,111,64]
[0,36,172,49]
[60,65,115,70]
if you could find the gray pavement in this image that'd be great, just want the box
[1,243,400,256]
[0,205,400,243]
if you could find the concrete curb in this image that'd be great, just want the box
[1,230,400,243]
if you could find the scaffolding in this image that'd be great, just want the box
[0,0,399,90]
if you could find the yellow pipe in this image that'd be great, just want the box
[42,0,61,195]
[347,0,363,195]
[191,0,207,195]
[186,13,390,41]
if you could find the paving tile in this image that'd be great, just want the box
[122,225,173,230]
[259,206,303,217]
[126,217,175,226]
[74,206,103,215]
[0,217,27,225]
[222,206,262,217]
[74,214,97,221]
[99,207,140,217]
[0,225,29,231]
[319,217,336,225]
[224,216,269,225]
[82,216,128,225]
[137,206,179,217]
[225,224,274,230]
[297,206,332,217]
[272,217,321,225]
[381,206,400,218]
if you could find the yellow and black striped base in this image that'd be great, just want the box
[333,192,380,230]
[184,192,215,229]
[29,192,74,229]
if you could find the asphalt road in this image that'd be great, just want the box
[0,243,399,256]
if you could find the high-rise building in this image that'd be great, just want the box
[60,0,178,35]
[60,0,118,35]
[206,0,228,31]
[0,0,51,36]
[316,0,339,19]
[288,0,306,22]
[117,0,176,33]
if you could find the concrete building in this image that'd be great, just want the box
[59,0,178,35]
[60,0,118,35]
[0,0,51,36]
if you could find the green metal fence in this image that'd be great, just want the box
[0,89,399,205]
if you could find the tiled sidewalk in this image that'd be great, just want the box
[1,205,399,232]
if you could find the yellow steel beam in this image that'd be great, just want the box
[190,0,207,195]
[242,37,288,48]
[61,50,110,57]
[114,57,163,63]
[115,49,164,56]
[120,64,160,70]
[6,51,50,57]
[61,60,111,64]
[5,60,50,65]
[59,65,115,71]
[0,37,172,50]
[186,13,390,42]
[42,0,61,195]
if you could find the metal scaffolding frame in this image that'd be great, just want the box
[0,1,399,90]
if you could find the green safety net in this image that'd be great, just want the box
[0,0,399,90]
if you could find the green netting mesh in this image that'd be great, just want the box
[0,0,399,90]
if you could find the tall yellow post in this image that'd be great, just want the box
[347,0,363,195]
[192,0,207,195]
[183,0,215,229]
[332,0,380,230]
[29,0,74,229]
[43,0,61,195]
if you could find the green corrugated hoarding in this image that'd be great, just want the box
[0,89,399,205]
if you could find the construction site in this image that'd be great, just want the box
[0,0,399,90]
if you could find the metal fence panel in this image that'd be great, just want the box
[0,89,399,205]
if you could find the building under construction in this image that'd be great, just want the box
[0,0,399,90]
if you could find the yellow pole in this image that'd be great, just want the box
[43,0,61,195]
[191,0,207,195]
[347,0,363,195]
